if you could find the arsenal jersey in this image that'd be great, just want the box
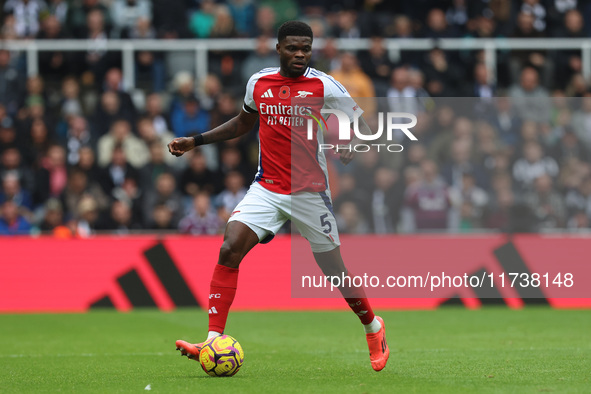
[243,67,363,195]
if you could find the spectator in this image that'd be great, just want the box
[25,118,53,168]
[440,127,488,188]
[99,199,141,233]
[258,0,298,30]
[209,4,237,38]
[61,116,94,166]
[488,96,521,148]
[332,10,361,38]
[97,119,148,168]
[423,48,462,97]
[513,141,559,191]
[3,0,47,38]
[171,95,211,138]
[0,50,22,116]
[169,71,196,116]
[98,143,139,195]
[565,176,591,220]
[254,6,276,37]
[189,0,217,38]
[553,10,585,88]
[387,67,427,119]
[77,9,116,83]
[1,147,35,195]
[227,0,256,37]
[60,167,108,219]
[136,116,177,167]
[143,172,183,228]
[330,52,376,100]
[38,197,65,232]
[404,159,451,230]
[215,171,246,221]
[359,37,395,96]
[571,95,591,152]
[149,203,177,230]
[152,0,189,39]
[179,192,223,235]
[36,15,70,80]
[524,174,566,230]
[468,63,496,98]
[369,167,403,233]
[144,93,171,136]
[521,0,547,33]
[130,18,165,92]
[46,0,68,25]
[103,68,136,123]
[0,172,33,211]
[485,186,515,231]
[109,0,151,38]
[139,140,173,192]
[66,0,111,38]
[241,36,279,84]
[336,200,370,234]
[58,76,83,123]
[509,67,552,123]
[75,145,100,181]
[510,12,552,87]
[75,194,101,237]
[449,171,489,230]
[421,8,457,38]
[110,175,143,225]
[0,200,31,235]
[179,149,221,197]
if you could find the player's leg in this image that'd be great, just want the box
[207,221,259,336]
[313,247,389,371]
[292,192,389,371]
[177,182,287,361]
[177,221,258,360]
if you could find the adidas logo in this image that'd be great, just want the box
[356,310,368,317]
[261,89,274,98]
[208,307,218,314]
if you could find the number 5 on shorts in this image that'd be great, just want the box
[320,213,332,234]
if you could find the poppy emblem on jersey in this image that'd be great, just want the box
[279,86,290,99]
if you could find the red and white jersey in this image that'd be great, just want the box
[243,67,362,195]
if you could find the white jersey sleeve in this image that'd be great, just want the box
[316,72,364,123]
[243,73,258,113]
[242,67,280,114]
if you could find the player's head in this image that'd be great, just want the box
[276,21,313,78]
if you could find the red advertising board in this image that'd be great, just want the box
[0,235,589,312]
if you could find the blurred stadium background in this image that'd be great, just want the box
[1,1,591,392]
[2,0,591,307]
[2,0,591,236]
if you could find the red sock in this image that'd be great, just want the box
[208,264,239,333]
[337,271,376,325]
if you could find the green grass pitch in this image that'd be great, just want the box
[1,308,589,393]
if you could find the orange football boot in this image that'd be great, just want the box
[365,316,389,371]
[175,340,204,361]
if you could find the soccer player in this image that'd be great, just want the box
[169,21,389,371]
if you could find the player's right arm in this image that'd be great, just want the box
[168,109,259,157]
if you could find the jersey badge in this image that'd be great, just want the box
[295,91,313,98]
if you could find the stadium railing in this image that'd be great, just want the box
[2,38,591,89]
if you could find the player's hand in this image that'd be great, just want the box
[334,145,355,165]
[168,137,195,157]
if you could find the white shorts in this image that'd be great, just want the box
[227,182,340,253]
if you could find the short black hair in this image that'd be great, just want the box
[277,21,313,43]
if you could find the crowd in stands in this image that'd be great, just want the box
[1,0,591,235]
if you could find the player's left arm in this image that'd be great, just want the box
[337,115,371,165]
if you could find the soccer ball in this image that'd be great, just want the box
[199,335,244,377]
